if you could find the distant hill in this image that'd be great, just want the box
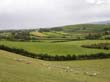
[89,20,110,25]
[49,24,110,33]
[36,24,110,39]
[1,21,110,40]
[37,20,110,33]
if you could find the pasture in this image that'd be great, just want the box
[0,50,110,82]
[0,40,110,56]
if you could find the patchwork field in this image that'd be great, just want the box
[0,40,110,56]
[31,32,47,37]
[0,11,110,82]
[0,50,110,82]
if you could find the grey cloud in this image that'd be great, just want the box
[0,0,110,30]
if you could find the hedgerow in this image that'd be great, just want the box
[0,45,110,61]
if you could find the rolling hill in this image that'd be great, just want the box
[0,50,110,82]
[51,24,110,33]
[31,24,110,40]
[0,21,110,82]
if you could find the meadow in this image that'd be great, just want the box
[0,24,110,82]
[0,40,110,56]
[0,50,110,82]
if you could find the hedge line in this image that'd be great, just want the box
[0,45,110,61]
[82,43,110,50]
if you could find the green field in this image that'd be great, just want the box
[0,24,110,82]
[1,24,110,41]
[0,40,110,56]
[0,50,110,82]
[35,24,110,39]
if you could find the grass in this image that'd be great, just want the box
[43,32,65,38]
[63,24,110,32]
[30,31,47,37]
[0,50,110,82]
[0,40,110,56]
[36,24,110,39]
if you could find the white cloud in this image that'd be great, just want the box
[86,0,96,4]
[86,0,110,5]
[0,0,110,29]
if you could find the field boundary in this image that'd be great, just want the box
[0,45,110,61]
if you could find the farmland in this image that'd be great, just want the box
[0,23,110,82]
[1,24,110,41]
[0,40,110,56]
[0,50,110,82]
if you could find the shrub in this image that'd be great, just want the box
[0,45,110,61]
[82,43,110,50]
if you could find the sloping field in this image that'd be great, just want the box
[31,32,47,37]
[61,24,110,32]
[0,50,110,82]
[0,40,110,56]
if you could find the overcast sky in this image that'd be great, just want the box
[0,0,110,29]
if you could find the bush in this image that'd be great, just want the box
[82,43,110,50]
[0,45,110,61]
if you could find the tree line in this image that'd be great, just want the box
[0,45,110,61]
[85,31,110,40]
[0,30,35,41]
[82,43,110,50]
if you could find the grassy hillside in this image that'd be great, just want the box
[1,24,110,41]
[0,40,110,56]
[62,24,110,32]
[0,50,110,82]
[30,31,47,37]
[31,24,110,40]
[39,24,110,33]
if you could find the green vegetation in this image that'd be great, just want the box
[82,43,110,50]
[0,30,32,41]
[1,24,110,41]
[37,24,110,40]
[30,31,47,37]
[0,40,110,56]
[0,50,110,82]
[1,44,109,61]
[0,23,110,81]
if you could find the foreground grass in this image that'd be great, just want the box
[0,40,110,56]
[0,50,110,82]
